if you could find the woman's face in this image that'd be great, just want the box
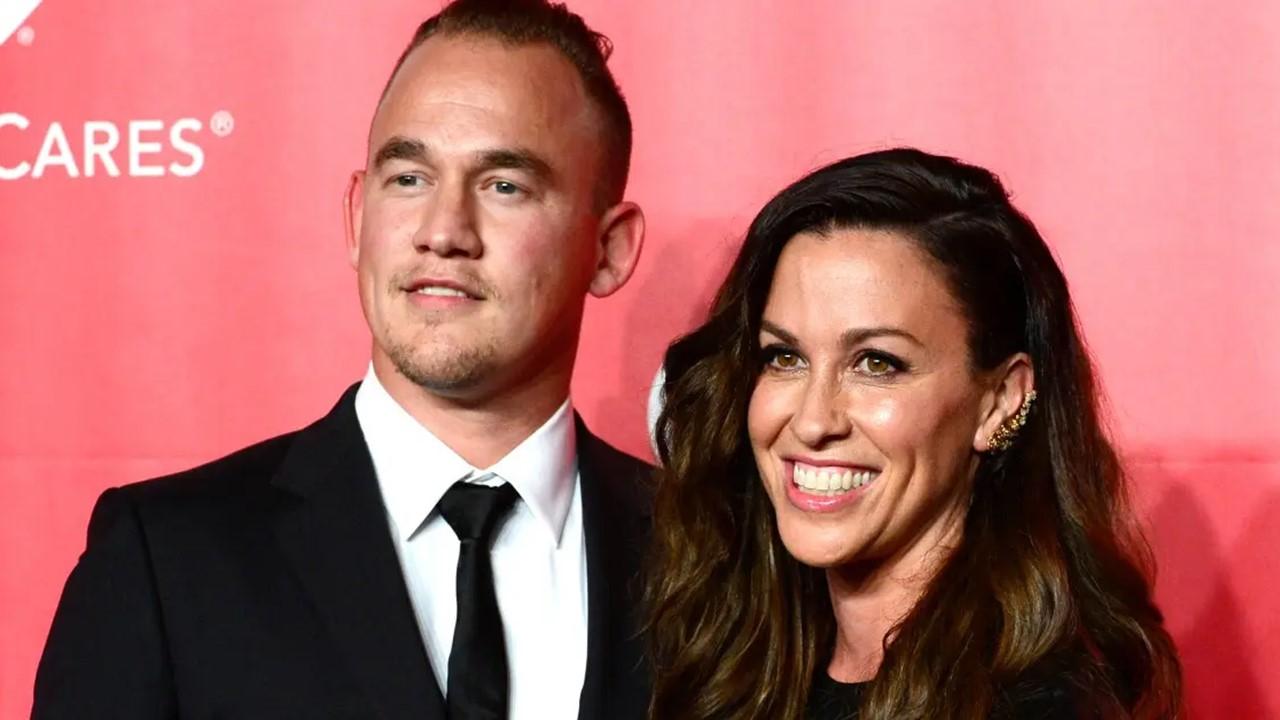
[748,228,1001,571]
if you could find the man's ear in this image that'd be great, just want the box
[343,171,366,269]
[588,201,645,298]
[973,353,1036,452]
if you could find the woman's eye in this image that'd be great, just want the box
[762,347,805,371]
[856,353,898,376]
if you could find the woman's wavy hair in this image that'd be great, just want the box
[646,148,1182,719]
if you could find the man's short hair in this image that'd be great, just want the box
[382,0,632,207]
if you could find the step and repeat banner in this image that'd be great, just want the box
[3,1,1278,716]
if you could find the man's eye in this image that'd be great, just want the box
[492,180,522,195]
[392,174,422,187]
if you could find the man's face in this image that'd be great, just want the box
[347,35,615,402]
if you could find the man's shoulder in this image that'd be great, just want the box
[113,385,360,510]
[115,428,303,508]
[581,430,652,477]
[68,428,317,574]
[576,423,655,512]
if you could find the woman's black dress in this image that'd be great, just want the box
[805,673,866,719]
[806,672,1078,719]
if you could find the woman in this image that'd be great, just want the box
[646,149,1182,719]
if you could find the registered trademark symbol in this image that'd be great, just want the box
[16,26,35,46]
[210,110,235,137]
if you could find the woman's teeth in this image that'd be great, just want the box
[792,463,877,496]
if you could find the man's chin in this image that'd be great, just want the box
[387,346,496,396]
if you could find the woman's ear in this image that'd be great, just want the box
[973,353,1035,452]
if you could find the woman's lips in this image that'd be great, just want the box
[783,459,879,513]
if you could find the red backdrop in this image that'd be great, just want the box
[3,2,1278,717]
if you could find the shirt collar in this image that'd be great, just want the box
[354,365,577,546]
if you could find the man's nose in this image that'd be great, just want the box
[790,373,853,448]
[413,180,481,258]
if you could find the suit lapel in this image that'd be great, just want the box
[271,385,446,720]
[575,418,654,720]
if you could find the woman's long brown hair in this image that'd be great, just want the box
[646,149,1183,719]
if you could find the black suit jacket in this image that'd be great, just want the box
[33,385,654,719]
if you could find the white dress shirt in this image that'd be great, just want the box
[354,366,587,720]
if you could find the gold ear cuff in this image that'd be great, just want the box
[987,390,1037,453]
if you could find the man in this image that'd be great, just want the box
[33,2,651,718]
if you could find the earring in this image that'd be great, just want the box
[987,390,1037,453]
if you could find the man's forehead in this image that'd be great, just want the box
[380,35,592,122]
[369,34,602,155]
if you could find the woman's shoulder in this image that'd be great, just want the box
[806,666,1085,720]
[806,672,866,720]
[994,670,1081,720]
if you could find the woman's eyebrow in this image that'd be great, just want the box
[840,326,923,349]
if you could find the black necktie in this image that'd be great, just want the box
[437,479,520,720]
